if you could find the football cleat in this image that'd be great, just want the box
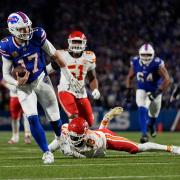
[42,151,54,164]
[171,146,180,155]
[103,107,124,121]
[48,138,60,152]
[24,135,31,144]
[140,134,149,143]
[8,139,18,144]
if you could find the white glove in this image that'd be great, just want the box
[92,88,100,100]
[61,67,83,92]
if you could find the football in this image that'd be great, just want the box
[12,66,27,79]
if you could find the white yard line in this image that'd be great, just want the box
[5,175,180,180]
[0,162,180,168]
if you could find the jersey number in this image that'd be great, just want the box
[68,64,84,80]
[18,53,39,73]
[137,72,153,82]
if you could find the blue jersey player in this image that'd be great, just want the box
[126,44,170,143]
[0,12,82,164]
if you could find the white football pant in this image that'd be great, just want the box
[17,72,60,121]
[136,89,162,118]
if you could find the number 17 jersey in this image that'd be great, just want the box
[0,27,47,83]
[131,56,164,92]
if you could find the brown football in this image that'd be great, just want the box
[12,66,27,79]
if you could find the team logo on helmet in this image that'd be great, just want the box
[7,16,19,24]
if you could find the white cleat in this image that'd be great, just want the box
[48,138,60,152]
[42,151,54,164]
[103,107,124,121]
[172,146,180,155]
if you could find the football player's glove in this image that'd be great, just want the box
[147,89,162,101]
[92,89,100,100]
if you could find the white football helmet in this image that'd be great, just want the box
[7,11,33,40]
[68,31,87,53]
[139,44,155,65]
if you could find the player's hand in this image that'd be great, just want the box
[92,89,100,100]
[69,75,83,93]
[147,89,162,101]
[16,71,30,86]
[126,88,133,102]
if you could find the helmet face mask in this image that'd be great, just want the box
[68,31,87,53]
[68,117,89,147]
[7,12,33,41]
[139,44,154,65]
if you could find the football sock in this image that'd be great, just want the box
[28,115,48,152]
[138,142,171,152]
[139,107,148,135]
[99,119,109,129]
[23,113,31,137]
[50,119,62,137]
[11,119,20,141]
[149,117,156,128]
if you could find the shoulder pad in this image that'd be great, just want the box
[83,51,96,63]
[1,37,9,43]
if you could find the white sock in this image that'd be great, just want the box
[138,142,172,152]
[99,119,109,129]
[11,120,20,142]
[23,114,31,137]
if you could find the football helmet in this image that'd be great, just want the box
[68,31,87,53]
[7,11,33,40]
[139,44,155,65]
[68,117,89,146]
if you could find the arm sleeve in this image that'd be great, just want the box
[2,56,18,86]
[42,39,56,56]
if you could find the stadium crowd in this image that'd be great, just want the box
[0,0,180,110]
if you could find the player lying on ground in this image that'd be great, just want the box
[0,80,31,144]
[48,107,180,158]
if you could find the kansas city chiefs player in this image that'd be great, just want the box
[49,107,180,158]
[47,31,100,127]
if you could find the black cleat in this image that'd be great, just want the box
[140,134,149,143]
[148,123,157,138]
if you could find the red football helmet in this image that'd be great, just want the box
[68,117,89,146]
[68,31,87,53]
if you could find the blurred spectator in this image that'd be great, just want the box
[0,0,180,109]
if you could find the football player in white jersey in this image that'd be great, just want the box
[0,79,31,144]
[47,31,100,127]
[49,107,180,158]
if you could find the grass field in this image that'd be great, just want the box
[0,131,180,180]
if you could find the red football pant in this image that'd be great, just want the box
[98,129,139,154]
[9,97,22,120]
[58,91,94,126]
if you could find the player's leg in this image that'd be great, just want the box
[136,89,149,143]
[138,142,180,154]
[8,97,22,144]
[58,91,79,120]
[146,94,162,137]
[76,98,94,127]
[99,128,139,154]
[36,76,62,153]
[17,88,52,163]
[99,107,124,129]
[22,113,31,144]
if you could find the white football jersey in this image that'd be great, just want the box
[60,124,107,158]
[58,50,96,98]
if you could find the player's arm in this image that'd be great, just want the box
[42,40,82,91]
[0,79,16,91]
[158,65,170,92]
[2,56,29,86]
[87,69,100,100]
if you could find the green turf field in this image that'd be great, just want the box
[0,131,180,180]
